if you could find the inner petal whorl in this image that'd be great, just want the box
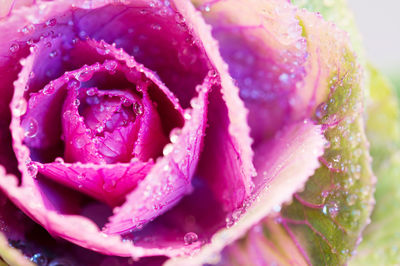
[63,86,144,164]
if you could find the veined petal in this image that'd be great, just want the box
[104,72,213,234]
[193,0,308,143]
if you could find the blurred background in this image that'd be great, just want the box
[348,0,400,84]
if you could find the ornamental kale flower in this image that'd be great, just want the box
[0,0,374,265]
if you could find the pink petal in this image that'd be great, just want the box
[103,73,213,234]
[1,0,210,257]
[2,48,207,257]
[194,0,308,144]
[173,0,256,213]
[36,160,153,206]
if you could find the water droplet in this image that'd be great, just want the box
[12,98,27,117]
[279,73,289,83]
[104,60,118,72]
[30,253,47,266]
[74,136,86,149]
[346,194,358,206]
[76,71,93,82]
[43,84,55,94]
[273,205,281,212]
[68,79,80,89]
[323,201,339,218]
[96,125,104,133]
[24,117,39,138]
[9,43,20,54]
[163,143,173,156]
[184,109,192,120]
[151,24,162,30]
[316,102,328,119]
[190,97,200,108]
[77,173,85,181]
[134,102,143,115]
[86,88,96,96]
[21,24,35,35]
[183,232,198,245]
[202,3,211,12]
[49,50,58,58]
[46,18,57,27]
[54,157,64,163]
[169,128,182,143]
[27,163,38,177]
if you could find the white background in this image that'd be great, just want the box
[348,0,400,71]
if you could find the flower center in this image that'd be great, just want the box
[77,88,140,137]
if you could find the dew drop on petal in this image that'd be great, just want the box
[316,102,328,119]
[43,84,55,94]
[323,201,339,218]
[46,18,57,27]
[49,50,58,58]
[151,24,162,31]
[104,60,118,72]
[163,144,173,156]
[68,80,80,90]
[12,98,27,117]
[77,173,86,180]
[169,128,182,144]
[347,194,358,206]
[86,88,96,96]
[54,157,64,164]
[76,71,93,82]
[27,163,38,177]
[24,117,39,138]
[74,136,86,149]
[183,232,198,245]
[184,109,192,120]
[21,24,35,35]
[134,102,143,115]
[30,253,47,265]
[9,43,20,54]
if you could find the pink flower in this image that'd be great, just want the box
[0,0,373,265]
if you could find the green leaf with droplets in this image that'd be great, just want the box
[271,1,374,264]
[268,2,374,264]
[0,232,34,266]
[276,33,373,266]
[218,6,374,265]
[350,66,400,265]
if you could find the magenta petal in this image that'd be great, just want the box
[173,0,256,213]
[166,121,325,265]
[132,90,168,162]
[194,0,307,143]
[0,168,191,258]
[61,83,106,164]
[103,74,213,235]
[2,50,202,256]
[37,159,153,206]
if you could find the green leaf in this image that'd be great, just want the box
[276,36,373,266]
[0,233,34,266]
[209,5,374,265]
[350,66,400,265]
